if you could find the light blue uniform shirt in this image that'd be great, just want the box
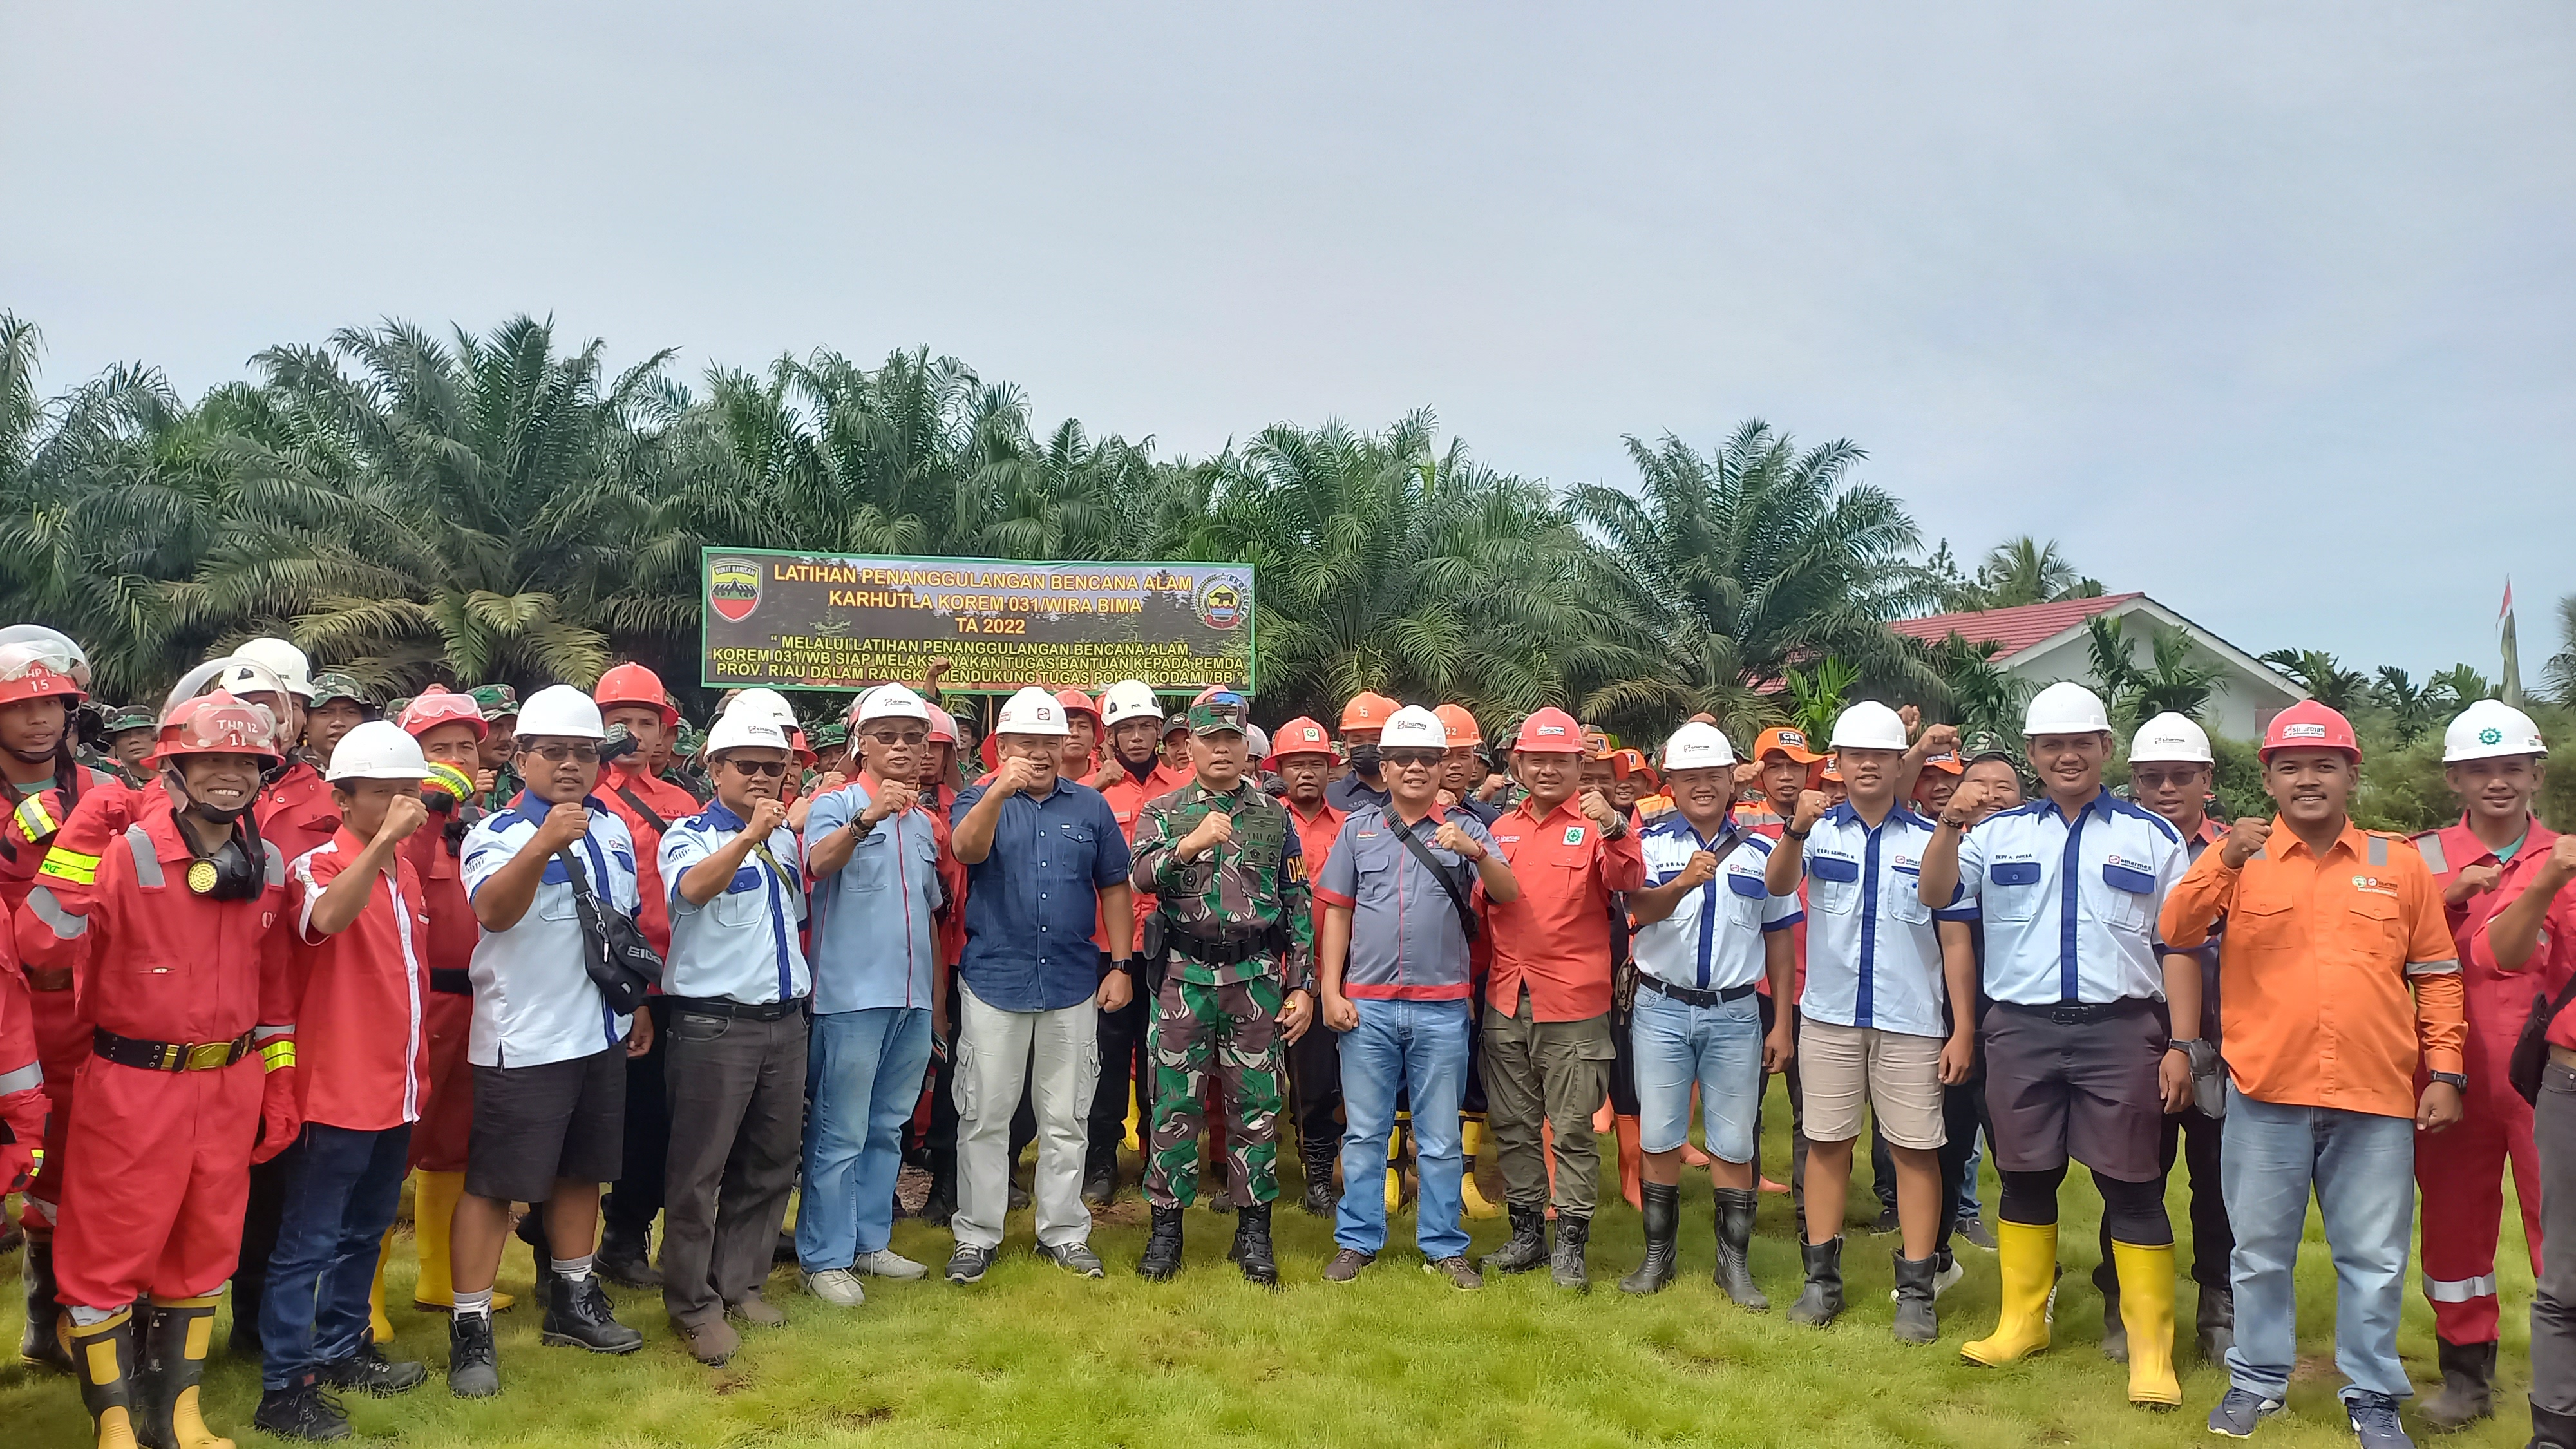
[460,793,640,1068]
[1798,803,1976,1038]
[804,779,945,1015]
[659,800,811,1007]
[1632,816,1802,993]
[1953,788,2187,1006]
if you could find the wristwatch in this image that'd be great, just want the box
[2166,1037,2204,1055]
[2429,1070,2468,1090]
[1103,958,1133,978]
[1784,825,1812,840]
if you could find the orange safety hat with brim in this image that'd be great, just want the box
[1434,703,1482,747]
[594,661,681,730]
[1751,726,1823,765]
[2260,699,2363,761]
[1609,747,1656,788]
[397,685,488,743]
[1819,758,1844,784]
[1055,687,1103,723]
[1513,706,1584,754]
[925,704,959,747]
[150,690,285,767]
[1265,715,1334,768]
[0,625,91,706]
[1339,692,1397,734]
[1917,751,1964,776]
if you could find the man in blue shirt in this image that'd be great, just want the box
[1918,681,2199,1411]
[796,684,947,1306]
[945,687,1134,1284]
[656,708,810,1366]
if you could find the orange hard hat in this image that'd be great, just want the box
[1752,726,1823,765]
[1340,692,1398,733]
[1610,747,1655,786]
[594,662,679,729]
[2260,700,2362,761]
[1055,688,1102,722]
[1513,707,1584,753]
[149,690,285,766]
[397,685,488,743]
[1267,715,1334,768]
[1433,703,1481,746]
[1819,760,1844,784]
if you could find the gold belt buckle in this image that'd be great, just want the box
[185,1041,233,1072]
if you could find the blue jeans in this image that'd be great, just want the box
[799,1007,934,1270]
[258,1122,411,1390]
[1629,986,1763,1161]
[2221,1084,2415,1403]
[1335,998,1470,1260]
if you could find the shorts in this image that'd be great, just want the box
[1799,1018,1946,1150]
[1980,1000,2166,1182]
[464,1046,627,1204]
[1629,986,1764,1161]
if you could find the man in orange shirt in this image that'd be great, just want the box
[1082,681,1192,1204]
[2161,702,2465,1446]
[1475,707,1644,1290]
[1269,716,1347,1213]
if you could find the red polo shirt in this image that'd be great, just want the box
[1097,761,1193,940]
[600,762,699,956]
[1285,797,1347,929]
[287,829,431,1130]
[257,761,341,868]
[1481,794,1644,1021]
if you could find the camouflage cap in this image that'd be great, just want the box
[674,720,703,756]
[811,722,849,748]
[469,684,519,721]
[1186,692,1249,738]
[308,671,374,712]
[104,705,158,734]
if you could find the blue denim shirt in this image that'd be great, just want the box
[950,779,1131,1012]
[802,779,943,1014]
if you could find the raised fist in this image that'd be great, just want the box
[377,792,430,845]
[1792,789,1830,833]
[2220,816,2273,869]
[535,801,591,852]
[1432,820,1485,860]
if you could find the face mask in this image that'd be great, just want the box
[1347,741,1381,774]
[180,810,264,900]
[186,799,252,827]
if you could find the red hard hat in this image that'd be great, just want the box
[1055,688,1102,722]
[2260,700,2362,761]
[925,704,958,747]
[1265,715,1334,768]
[397,685,489,743]
[1513,707,1584,753]
[149,690,285,766]
[593,662,679,729]
[0,627,91,708]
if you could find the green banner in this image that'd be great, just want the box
[699,548,1256,694]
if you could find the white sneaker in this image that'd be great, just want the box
[800,1268,866,1306]
[1889,1255,1967,1302]
[852,1249,929,1280]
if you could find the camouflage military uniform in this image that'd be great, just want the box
[1129,746,1316,1211]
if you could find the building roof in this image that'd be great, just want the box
[1889,594,2144,656]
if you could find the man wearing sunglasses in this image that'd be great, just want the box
[797,686,947,1305]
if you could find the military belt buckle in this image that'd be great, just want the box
[185,1041,232,1071]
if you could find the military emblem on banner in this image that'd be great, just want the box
[1196,572,1249,630]
[709,557,762,621]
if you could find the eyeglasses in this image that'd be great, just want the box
[1383,750,1446,770]
[527,743,600,764]
[724,759,791,777]
[864,730,928,748]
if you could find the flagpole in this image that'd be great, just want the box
[2501,577,2524,708]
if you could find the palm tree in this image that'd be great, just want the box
[1572,419,1940,745]
[1925,632,2033,741]
[2126,629,2222,723]
[2371,666,2454,743]
[1974,536,2103,608]
[1781,658,1860,743]
[2260,648,2371,714]
[2085,616,2143,703]
[2545,594,2576,707]
[2430,663,2497,705]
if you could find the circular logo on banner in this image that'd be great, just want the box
[708,558,762,623]
[1197,573,1249,630]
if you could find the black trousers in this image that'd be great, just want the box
[230,1141,303,1340]
[603,996,672,1240]
[2090,1101,2230,1295]
[2532,1061,2576,1416]
[1933,1079,1994,1262]
[1088,983,1149,1168]
[1288,1015,1340,1161]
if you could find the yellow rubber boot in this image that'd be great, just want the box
[2112,1240,2181,1408]
[1459,1115,1502,1219]
[412,1170,511,1312]
[67,1308,140,1449]
[1385,1112,1410,1214]
[1962,1220,2058,1367]
[368,1225,397,1343]
[139,1296,232,1449]
[1124,1084,1142,1154]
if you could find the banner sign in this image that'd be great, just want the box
[699,549,1256,693]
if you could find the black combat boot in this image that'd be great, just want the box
[1081,1150,1119,1207]
[1549,1214,1591,1291]
[446,1312,499,1399]
[1788,1236,1845,1327]
[2098,1258,2128,1363]
[20,1236,73,1373]
[1482,1204,1549,1275]
[595,1215,659,1290]
[1891,1252,1939,1344]
[1299,1144,1338,1217]
[1227,1203,1280,1286]
[1618,1182,1680,1294]
[2418,1338,2496,1432]
[2195,1282,2233,1361]
[1139,1205,1186,1281]
[1713,1187,1768,1311]
[540,1274,643,1355]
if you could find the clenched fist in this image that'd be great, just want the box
[992,756,1043,799]
[2220,816,2274,869]
[1791,789,1830,834]
[1432,820,1487,861]
[375,792,430,845]
[534,801,591,852]
[1183,810,1235,858]
[1676,849,1721,888]
[2447,862,2503,906]
[861,779,919,826]
[744,795,790,838]
[1920,723,1960,757]
[1577,788,1620,829]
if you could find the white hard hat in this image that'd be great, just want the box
[1379,706,1447,751]
[2444,699,2548,764]
[1830,701,1909,752]
[994,685,1071,737]
[517,684,607,741]
[2025,681,2112,736]
[1244,723,1271,761]
[325,720,430,782]
[234,638,316,699]
[1662,721,1738,771]
[855,683,931,724]
[705,710,793,758]
[2128,712,2213,765]
[1099,680,1162,726]
[730,687,799,728]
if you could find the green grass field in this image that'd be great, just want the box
[0,1081,2544,1447]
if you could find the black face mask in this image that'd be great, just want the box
[182,810,263,900]
[1347,741,1381,775]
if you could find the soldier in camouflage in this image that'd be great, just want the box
[468,685,522,811]
[1127,692,1317,1284]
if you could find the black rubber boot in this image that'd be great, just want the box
[2530,1397,2576,1448]
[595,1218,660,1290]
[1299,1148,1337,1217]
[1081,1152,1118,1207]
[1714,1187,1769,1311]
[2099,1262,2128,1363]
[20,1236,73,1373]
[67,1309,138,1448]
[137,1295,229,1449]
[1227,1203,1279,1287]
[1482,1204,1549,1276]
[1138,1205,1186,1282]
[1788,1236,1846,1327]
[1619,1182,1680,1295]
[539,1274,643,1354]
[2419,1338,2496,1432]
[1892,1252,1939,1345]
[918,1177,958,1229]
[2196,1282,2234,1361]
[1549,1214,1591,1292]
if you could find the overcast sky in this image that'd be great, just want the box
[6,3,2570,678]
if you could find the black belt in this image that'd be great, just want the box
[1165,927,1285,968]
[664,995,808,1022]
[1996,998,2153,1027]
[93,1028,253,1073]
[430,968,473,997]
[1638,976,1758,1009]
